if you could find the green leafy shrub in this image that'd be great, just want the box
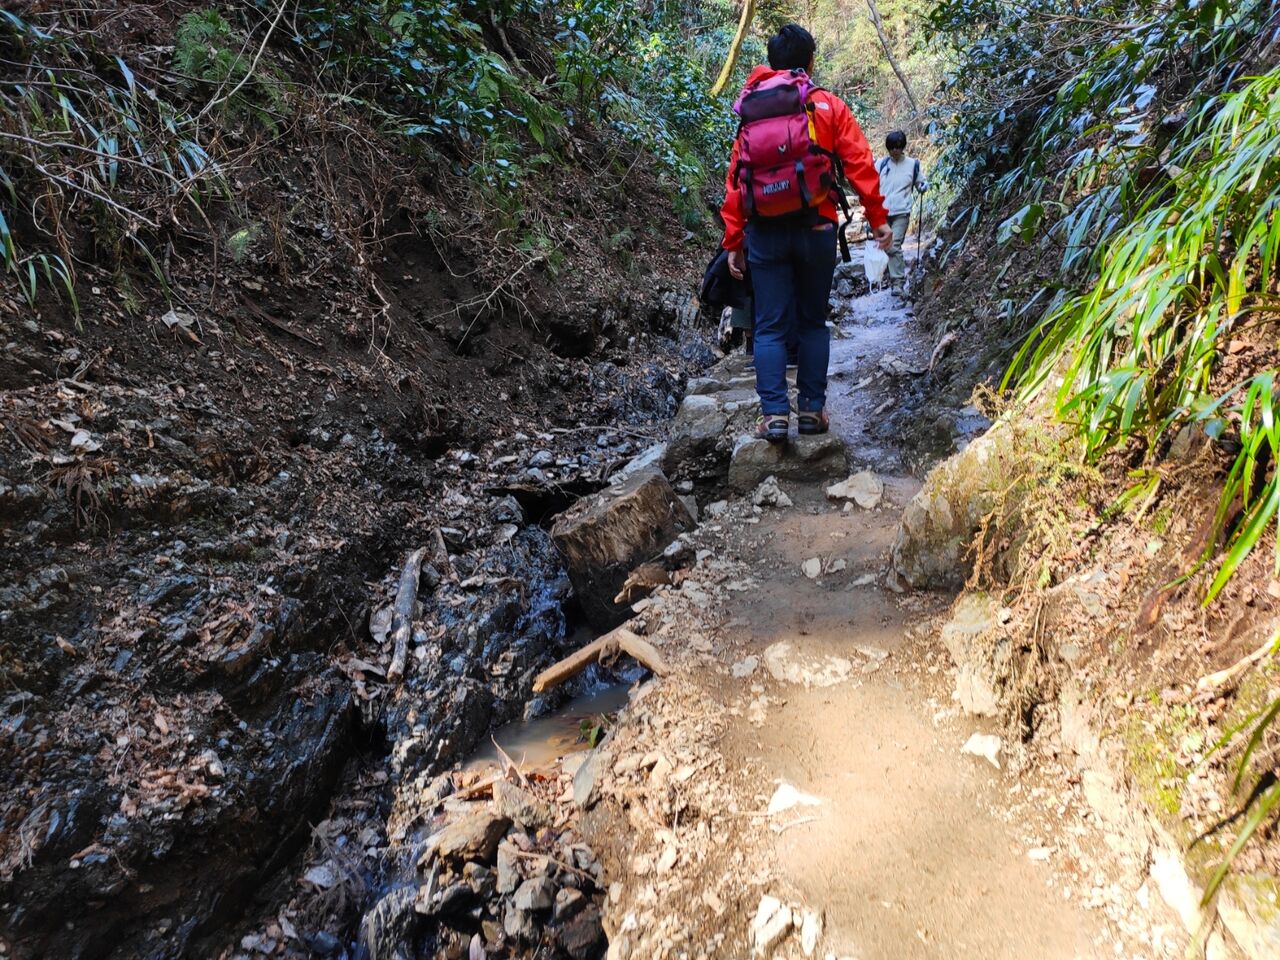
[173,8,287,125]
[1009,69,1280,601]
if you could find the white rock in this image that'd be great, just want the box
[751,895,793,956]
[825,471,884,509]
[706,500,730,518]
[752,475,793,509]
[802,558,822,579]
[1027,847,1052,862]
[763,642,853,688]
[731,656,759,679]
[798,909,824,957]
[960,732,1002,769]
[878,353,925,377]
[767,783,822,816]
[303,861,339,889]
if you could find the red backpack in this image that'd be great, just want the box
[732,70,843,218]
[731,69,852,258]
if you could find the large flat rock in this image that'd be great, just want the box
[727,434,848,492]
[551,468,695,629]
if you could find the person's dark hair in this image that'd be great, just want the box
[767,24,817,71]
[885,130,908,150]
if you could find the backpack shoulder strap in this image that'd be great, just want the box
[912,159,920,186]
[878,157,891,176]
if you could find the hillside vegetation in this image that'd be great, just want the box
[916,0,1280,904]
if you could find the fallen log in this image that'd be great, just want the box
[531,626,669,693]
[387,547,427,682]
[614,630,670,678]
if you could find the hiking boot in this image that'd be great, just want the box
[755,414,789,444]
[797,410,829,435]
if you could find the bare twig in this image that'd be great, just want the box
[198,0,290,118]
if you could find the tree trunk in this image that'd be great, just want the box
[710,0,756,96]
[865,0,920,116]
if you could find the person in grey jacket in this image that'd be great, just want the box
[877,130,928,286]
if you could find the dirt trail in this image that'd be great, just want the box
[589,285,1182,959]
[724,293,1099,958]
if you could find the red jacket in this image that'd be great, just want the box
[720,66,888,251]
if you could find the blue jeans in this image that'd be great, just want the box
[746,223,837,415]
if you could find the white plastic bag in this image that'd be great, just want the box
[863,238,888,285]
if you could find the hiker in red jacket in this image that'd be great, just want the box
[722,24,891,442]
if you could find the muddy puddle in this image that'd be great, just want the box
[464,681,631,773]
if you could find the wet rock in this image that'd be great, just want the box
[493,779,554,830]
[425,810,512,864]
[551,469,696,629]
[433,878,481,919]
[825,471,883,509]
[728,435,847,492]
[513,875,556,912]
[303,931,343,956]
[557,903,607,959]
[503,900,538,943]
[554,886,587,921]
[361,886,418,960]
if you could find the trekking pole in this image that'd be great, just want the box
[914,192,924,284]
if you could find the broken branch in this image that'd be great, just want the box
[531,626,669,694]
[387,547,426,683]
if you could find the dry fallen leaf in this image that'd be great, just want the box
[154,712,171,736]
[55,636,77,655]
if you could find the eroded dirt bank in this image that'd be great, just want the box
[0,229,712,959]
